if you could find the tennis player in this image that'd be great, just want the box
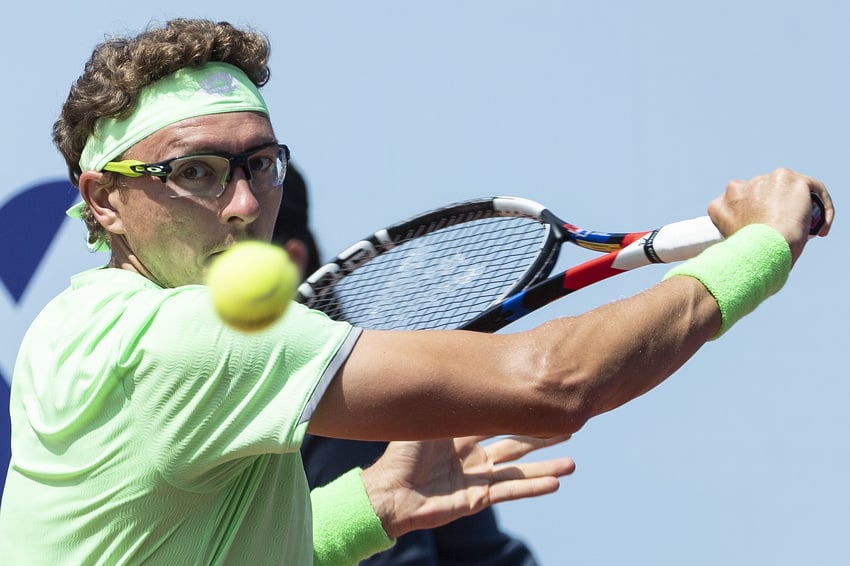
[0,17,833,566]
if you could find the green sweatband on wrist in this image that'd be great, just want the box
[311,467,394,566]
[663,224,792,338]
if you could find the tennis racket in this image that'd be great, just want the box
[296,195,824,333]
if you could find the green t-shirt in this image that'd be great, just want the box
[0,267,361,565]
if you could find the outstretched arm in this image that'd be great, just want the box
[310,168,834,441]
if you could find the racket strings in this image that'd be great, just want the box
[393,208,530,243]
[307,216,551,330]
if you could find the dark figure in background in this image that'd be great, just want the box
[274,164,541,565]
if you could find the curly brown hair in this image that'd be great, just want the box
[54,18,272,248]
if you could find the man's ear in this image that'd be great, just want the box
[283,238,309,279]
[78,171,126,236]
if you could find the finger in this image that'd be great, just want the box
[488,477,562,505]
[454,435,497,446]
[492,458,576,481]
[484,434,572,464]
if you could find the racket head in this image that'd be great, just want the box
[296,197,561,330]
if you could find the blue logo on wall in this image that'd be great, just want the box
[0,179,79,497]
[0,180,79,303]
[0,368,8,487]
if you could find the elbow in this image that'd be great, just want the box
[530,373,598,436]
[519,341,600,436]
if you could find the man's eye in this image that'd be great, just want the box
[249,156,274,173]
[173,160,219,183]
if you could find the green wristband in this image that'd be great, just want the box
[311,467,394,566]
[663,224,792,338]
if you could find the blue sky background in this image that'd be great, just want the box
[1,2,847,564]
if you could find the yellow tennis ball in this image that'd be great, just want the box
[206,241,299,332]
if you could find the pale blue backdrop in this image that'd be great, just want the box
[1,2,847,564]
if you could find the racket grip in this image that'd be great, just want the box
[809,193,826,235]
[617,192,826,269]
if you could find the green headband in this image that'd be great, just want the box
[79,62,269,172]
[70,62,270,250]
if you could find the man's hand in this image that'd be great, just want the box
[708,167,834,264]
[360,435,575,539]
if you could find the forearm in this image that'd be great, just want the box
[527,275,721,425]
[529,222,793,426]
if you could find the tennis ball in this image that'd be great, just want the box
[206,241,299,332]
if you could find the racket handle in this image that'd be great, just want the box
[615,192,826,269]
[809,192,826,234]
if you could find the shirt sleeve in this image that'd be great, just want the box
[125,288,356,490]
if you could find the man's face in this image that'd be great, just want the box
[104,112,283,288]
